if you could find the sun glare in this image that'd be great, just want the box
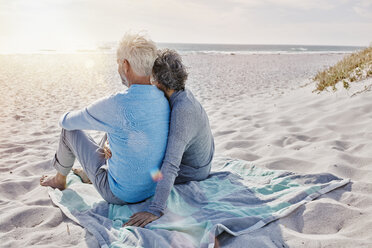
[85,59,95,68]
[0,1,84,53]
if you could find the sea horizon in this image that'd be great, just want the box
[0,42,366,55]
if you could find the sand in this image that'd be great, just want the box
[1,53,371,247]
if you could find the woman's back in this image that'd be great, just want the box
[168,89,214,182]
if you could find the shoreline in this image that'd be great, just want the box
[0,50,358,55]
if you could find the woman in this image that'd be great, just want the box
[123,49,215,227]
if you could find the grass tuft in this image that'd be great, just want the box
[313,46,372,93]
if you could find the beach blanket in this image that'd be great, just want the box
[48,157,350,248]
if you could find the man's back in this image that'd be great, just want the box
[60,84,170,203]
[107,85,170,203]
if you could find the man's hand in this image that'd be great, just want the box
[122,211,161,228]
[103,140,112,159]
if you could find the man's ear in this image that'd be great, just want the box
[123,59,130,73]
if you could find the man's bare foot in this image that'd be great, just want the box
[72,168,92,184]
[40,173,67,190]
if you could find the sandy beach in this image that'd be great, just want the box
[1,52,371,247]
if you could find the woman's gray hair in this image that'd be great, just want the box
[152,49,188,91]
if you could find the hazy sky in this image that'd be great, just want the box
[1,0,371,51]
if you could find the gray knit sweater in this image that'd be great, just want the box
[147,89,215,216]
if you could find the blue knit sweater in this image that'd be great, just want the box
[59,84,170,203]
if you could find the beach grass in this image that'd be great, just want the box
[313,46,372,92]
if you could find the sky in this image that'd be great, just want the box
[0,0,372,52]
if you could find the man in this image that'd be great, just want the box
[40,33,170,205]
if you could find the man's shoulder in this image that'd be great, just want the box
[106,88,169,113]
[108,91,139,104]
[100,91,127,101]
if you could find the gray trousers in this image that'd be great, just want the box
[51,128,127,205]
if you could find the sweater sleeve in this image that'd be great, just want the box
[58,94,118,133]
[147,105,194,217]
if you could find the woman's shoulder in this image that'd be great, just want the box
[172,90,195,112]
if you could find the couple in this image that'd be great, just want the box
[40,32,215,227]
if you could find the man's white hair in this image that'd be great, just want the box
[117,32,157,76]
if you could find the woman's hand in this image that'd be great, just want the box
[122,211,161,228]
[103,140,112,159]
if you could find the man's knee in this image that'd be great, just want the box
[61,128,83,140]
[61,128,78,135]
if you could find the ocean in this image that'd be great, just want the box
[156,43,365,54]
[2,43,365,55]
